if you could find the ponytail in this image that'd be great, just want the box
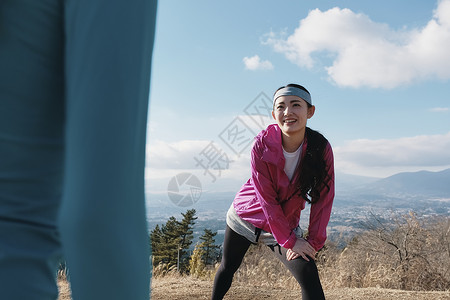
[296,127,331,204]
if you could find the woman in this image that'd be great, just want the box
[211,84,335,300]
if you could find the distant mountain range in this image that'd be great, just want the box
[360,168,450,197]
[336,168,450,202]
[147,168,450,222]
[337,168,450,197]
[333,168,450,219]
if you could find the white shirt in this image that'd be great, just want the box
[283,143,303,181]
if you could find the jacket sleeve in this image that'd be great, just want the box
[306,142,335,251]
[251,140,297,249]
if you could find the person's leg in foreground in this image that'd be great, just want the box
[58,1,157,299]
[0,0,157,299]
[211,225,252,300]
[0,1,66,298]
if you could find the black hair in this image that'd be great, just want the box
[296,127,331,204]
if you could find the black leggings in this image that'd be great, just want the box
[211,225,325,300]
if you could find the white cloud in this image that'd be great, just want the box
[429,107,449,112]
[145,139,253,193]
[334,132,450,177]
[145,131,450,185]
[146,138,252,174]
[265,0,450,88]
[243,55,274,71]
[145,111,275,176]
[146,140,210,170]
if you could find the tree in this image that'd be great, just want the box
[149,209,197,273]
[198,228,221,266]
[154,216,180,268]
[177,209,197,272]
[150,224,162,256]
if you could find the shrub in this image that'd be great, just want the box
[318,212,450,291]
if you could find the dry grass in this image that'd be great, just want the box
[150,275,450,300]
[317,214,450,291]
[58,214,450,299]
[57,276,450,300]
[57,279,72,300]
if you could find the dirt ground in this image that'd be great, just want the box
[58,277,450,300]
[150,276,450,300]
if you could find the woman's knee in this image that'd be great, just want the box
[218,258,241,275]
[287,257,321,284]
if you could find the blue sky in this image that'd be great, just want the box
[145,0,450,198]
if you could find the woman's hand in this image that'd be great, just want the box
[287,238,316,261]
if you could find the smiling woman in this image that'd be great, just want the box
[211,83,335,300]
[272,84,316,152]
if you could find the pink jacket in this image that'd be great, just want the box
[233,124,335,251]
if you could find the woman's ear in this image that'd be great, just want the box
[272,110,276,120]
[307,105,315,119]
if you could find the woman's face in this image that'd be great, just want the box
[272,95,315,138]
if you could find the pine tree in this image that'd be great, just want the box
[150,224,162,257]
[199,228,221,265]
[149,209,198,273]
[151,216,180,268]
[177,209,197,272]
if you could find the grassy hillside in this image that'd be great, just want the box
[58,213,450,299]
[57,277,450,300]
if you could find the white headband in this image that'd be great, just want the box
[273,86,312,105]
